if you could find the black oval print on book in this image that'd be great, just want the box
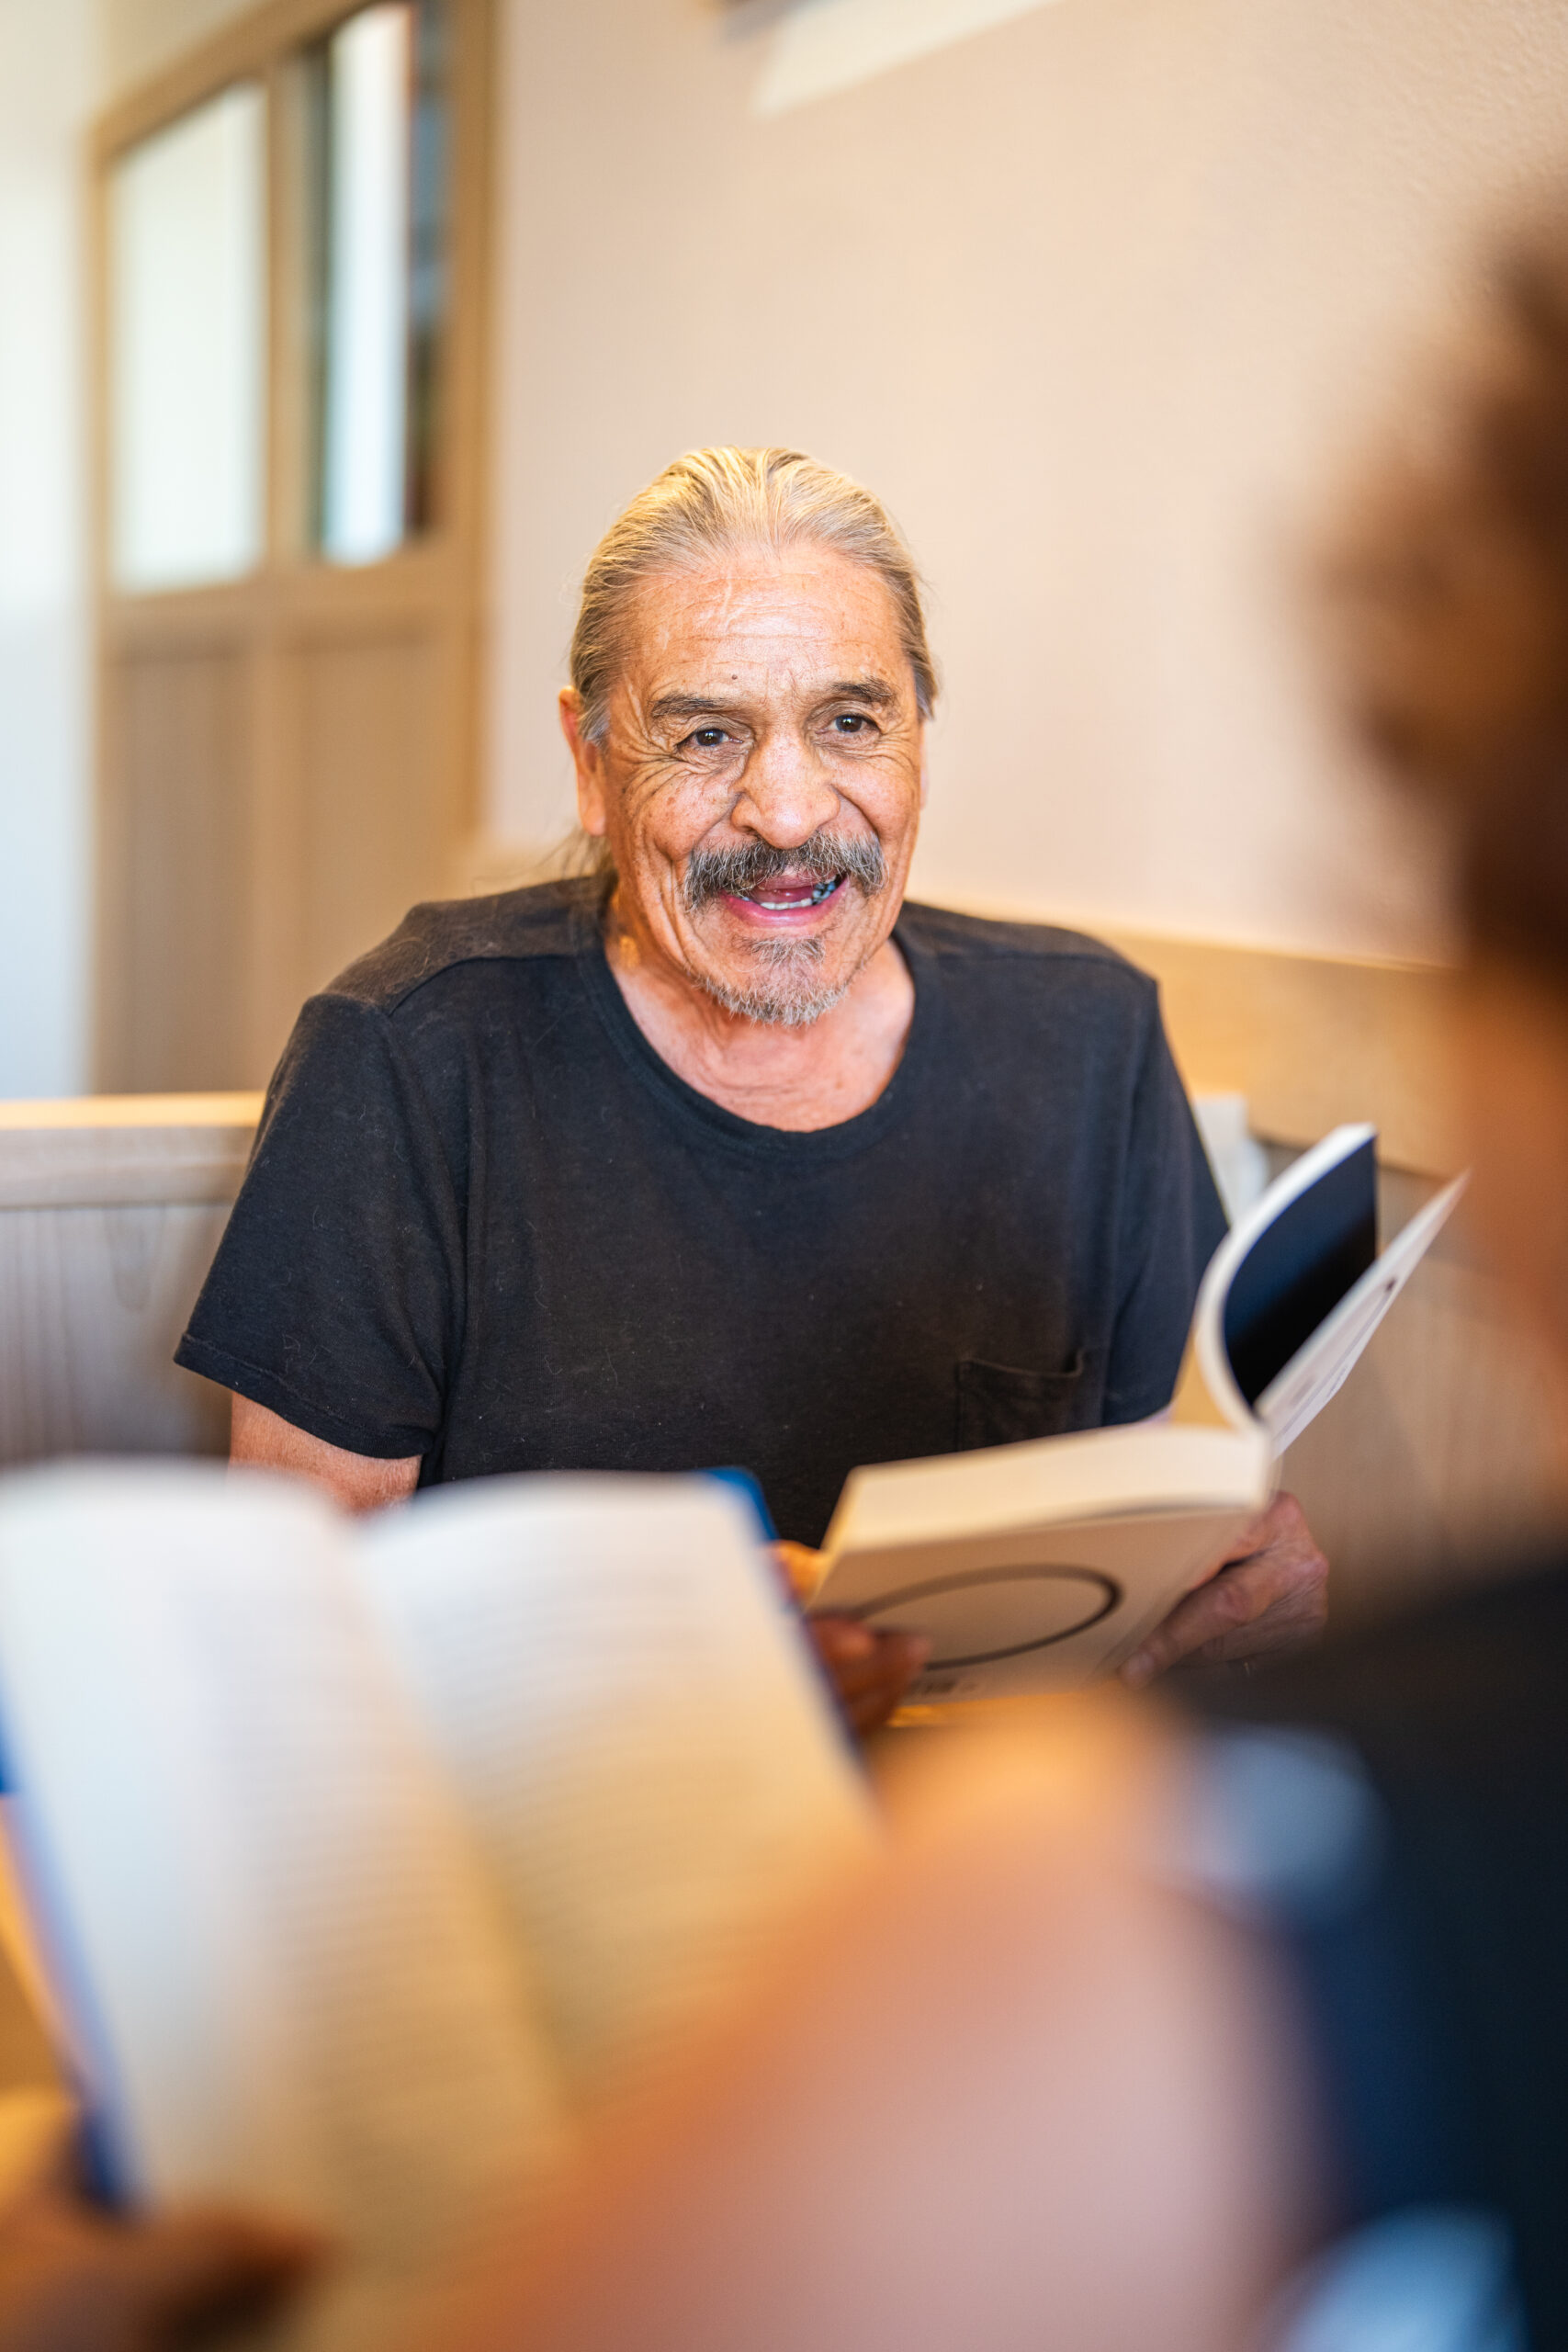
[955,1353,1087,1451]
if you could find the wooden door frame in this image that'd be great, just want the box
[90,0,495,1087]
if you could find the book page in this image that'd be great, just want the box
[357,1476,875,2102]
[0,1464,568,2352]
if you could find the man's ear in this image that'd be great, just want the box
[559,689,608,835]
[919,723,931,809]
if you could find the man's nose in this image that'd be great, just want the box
[730,727,840,848]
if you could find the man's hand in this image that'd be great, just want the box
[773,1545,931,1738]
[0,2189,320,2352]
[806,1619,932,1739]
[1119,1491,1328,1689]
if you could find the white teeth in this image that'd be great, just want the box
[741,877,841,910]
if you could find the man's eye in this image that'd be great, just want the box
[831,713,874,736]
[683,727,731,751]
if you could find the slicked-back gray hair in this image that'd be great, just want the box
[568,447,939,744]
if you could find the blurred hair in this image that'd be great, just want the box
[1333,220,1568,987]
[567,447,939,746]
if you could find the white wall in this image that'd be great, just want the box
[0,0,99,1097]
[488,0,1568,961]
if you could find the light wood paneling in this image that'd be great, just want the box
[0,1092,262,1206]
[0,1097,259,1467]
[0,1203,236,1461]
[1101,928,1460,1178]
[1280,1190,1568,1622]
[102,646,252,1091]
[294,628,448,990]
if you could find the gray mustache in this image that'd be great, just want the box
[683,831,887,910]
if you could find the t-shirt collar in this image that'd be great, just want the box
[569,889,936,1162]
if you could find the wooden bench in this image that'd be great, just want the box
[0,1095,263,1466]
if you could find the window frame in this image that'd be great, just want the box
[89,0,496,1090]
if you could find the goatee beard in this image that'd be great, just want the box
[695,937,853,1029]
[682,829,887,1027]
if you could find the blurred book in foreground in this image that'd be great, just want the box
[0,1468,872,2350]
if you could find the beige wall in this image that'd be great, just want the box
[488,0,1568,961]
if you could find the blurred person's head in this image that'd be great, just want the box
[1333,225,1568,1391]
[558,448,935,1027]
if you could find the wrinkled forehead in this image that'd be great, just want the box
[616,548,913,709]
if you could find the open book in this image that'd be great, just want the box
[0,1466,873,2350]
[811,1126,1466,1702]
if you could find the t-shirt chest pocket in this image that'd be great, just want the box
[955,1351,1089,1451]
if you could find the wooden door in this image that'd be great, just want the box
[93,0,493,1091]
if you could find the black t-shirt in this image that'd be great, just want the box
[176,880,1226,1544]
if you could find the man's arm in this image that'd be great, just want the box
[229,1397,421,1515]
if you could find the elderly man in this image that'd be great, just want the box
[178,447,1325,1725]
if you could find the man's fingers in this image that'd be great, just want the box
[807,1618,930,1736]
[1185,1575,1329,1668]
[115,2209,324,2332]
[1121,1566,1269,1688]
[810,1618,927,1688]
[770,1543,826,1605]
[0,2198,322,2352]
[1121,1494,1328,1688]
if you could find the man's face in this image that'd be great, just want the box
[566,544,926,1024]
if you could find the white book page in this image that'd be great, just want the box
[0,1465,568,2352]
[358,1476,876,2102]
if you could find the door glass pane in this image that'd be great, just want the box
[108,84,265,594]
[312,0,449,567]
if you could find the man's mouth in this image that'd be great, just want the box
[734,876,844,912]
[683,831,887,915]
